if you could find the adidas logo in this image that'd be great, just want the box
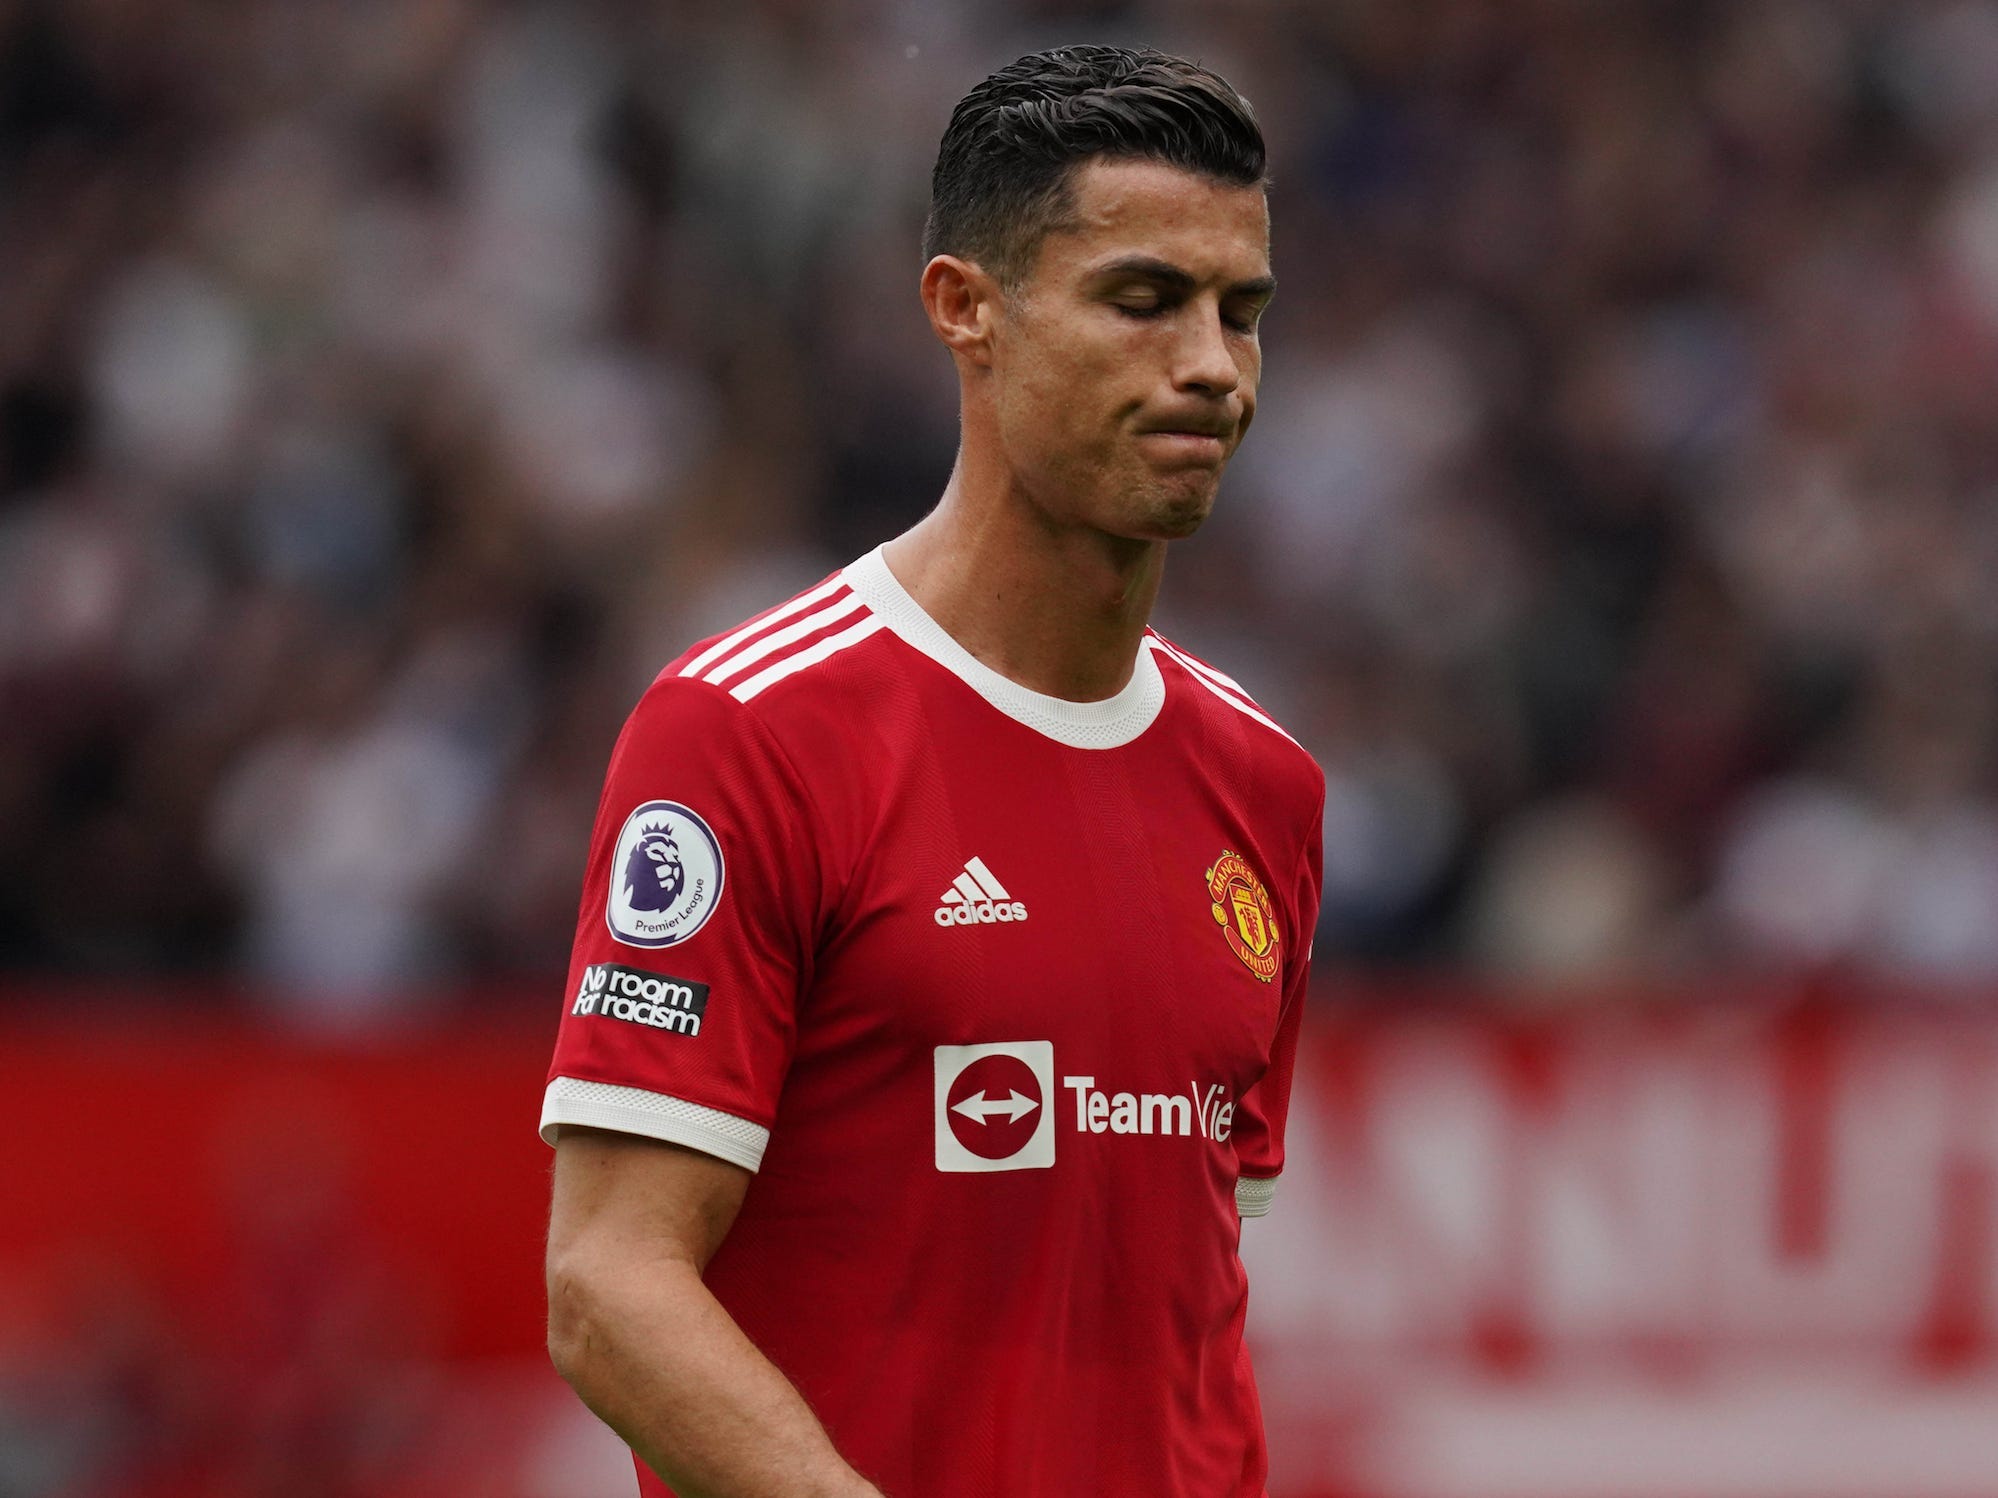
[933,856,1029,928]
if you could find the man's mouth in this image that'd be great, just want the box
[1138,429,1230,461]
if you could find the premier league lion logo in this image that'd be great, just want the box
[606,799,724,948]
[623,823,686,912]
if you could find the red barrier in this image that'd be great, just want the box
[1247,996,1998,1498]
[0,996,556,1363]
[0,993,572,1498]
[9,986,1998,1496]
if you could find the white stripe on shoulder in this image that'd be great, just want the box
[679,575,848,679]
[730,614,887,702]
[700,592,867,686]
[1148,635,1259,706]
[1147,638,1301,748]
[1158,639,1257,705]
[1158,647,1246,707]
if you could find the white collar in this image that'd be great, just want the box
[840,546,1166,750]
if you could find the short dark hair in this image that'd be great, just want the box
[924,45,1266,288]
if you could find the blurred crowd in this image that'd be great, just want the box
[4,0,1998,1012]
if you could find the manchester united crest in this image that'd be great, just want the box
[1206,851,1280,982]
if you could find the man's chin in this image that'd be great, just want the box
[1134,475,1219,540]
[1148,507,1210,541]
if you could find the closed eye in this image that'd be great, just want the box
[1114,296,1263,333]
[1224,294,1271,333]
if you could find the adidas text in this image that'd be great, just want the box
[934,899,1029,927]
[933,855,1028,927]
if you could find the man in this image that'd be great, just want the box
[542,44,1323,1498]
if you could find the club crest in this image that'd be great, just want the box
[605,800,724,948]
[1206,850,1280,982]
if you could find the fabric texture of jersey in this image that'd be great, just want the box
[544,547,1325,1498]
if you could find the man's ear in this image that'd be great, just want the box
[921,254,1003,368]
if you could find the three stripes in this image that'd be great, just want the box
[677,563,1297,747]
[1144,635,1301,748]
[679,579,884,703]
[938,855,1013,906]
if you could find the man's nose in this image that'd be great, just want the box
[1174,304,1241,397]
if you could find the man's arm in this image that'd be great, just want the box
[546,1127,884,1498]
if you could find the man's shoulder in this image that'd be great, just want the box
[660,566,891,710]
[1145,629,1324,803]
[614,561,932,803]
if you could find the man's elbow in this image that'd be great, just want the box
[546,1247,610,1391]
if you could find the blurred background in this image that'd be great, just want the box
[6,0,1998,1493]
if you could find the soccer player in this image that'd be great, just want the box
[542,45,1324,1498]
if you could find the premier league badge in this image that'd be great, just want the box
[605,800,725,948]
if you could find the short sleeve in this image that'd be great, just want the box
[1230,785,1324,1217]
[540,675,821,1171]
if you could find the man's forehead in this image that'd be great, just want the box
[1050,157,1270,279]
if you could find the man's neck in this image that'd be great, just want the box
[881,469,1165,703]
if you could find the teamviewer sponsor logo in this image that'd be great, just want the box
[1061,1076,1235,1140]
[573,962,710,1036]
[934,1041,1056,1172]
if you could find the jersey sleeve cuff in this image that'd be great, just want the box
[540,1077,771,1172]
[1235,1174,1279,1218]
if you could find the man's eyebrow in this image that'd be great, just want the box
[1090,256,1276,299]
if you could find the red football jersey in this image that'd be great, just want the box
[543,547,1324,1497]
